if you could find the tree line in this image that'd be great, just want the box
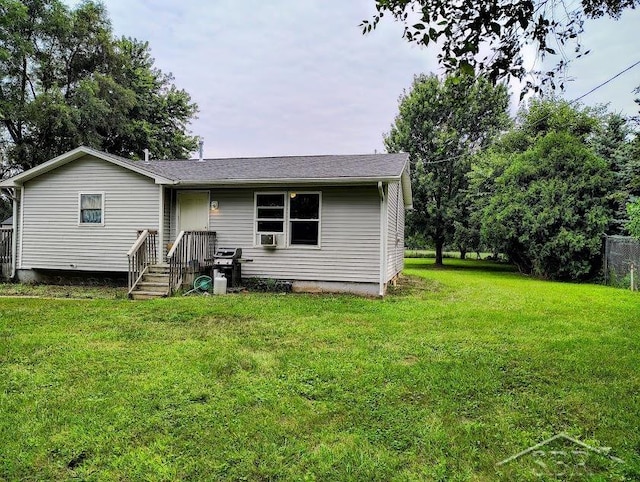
[0,0,198,177]
[2,0,639,274]
[0,0,199,221]
[387,74,640,280]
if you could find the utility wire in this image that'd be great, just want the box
[418,58,640,166]
[571,59,640,105]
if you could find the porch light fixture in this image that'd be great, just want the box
[210,200,219,211]
[290,192,297,199]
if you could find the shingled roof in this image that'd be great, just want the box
[0,147,413,208]
[121,153,409,183]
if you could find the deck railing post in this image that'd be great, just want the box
[1,227,14,279]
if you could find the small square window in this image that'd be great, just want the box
[79,193,103,225]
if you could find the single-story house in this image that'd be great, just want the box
[0,146,412,297]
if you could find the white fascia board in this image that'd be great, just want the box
[172,175,402,187]
[0,146,174,187]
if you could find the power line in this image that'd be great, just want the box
[417,58,640,166]
[571,59,640,105]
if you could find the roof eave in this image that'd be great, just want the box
[171,176,402,186]
[0,179,17,188]
[1,146,174,186]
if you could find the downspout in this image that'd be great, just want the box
[19,186,25,276]
[11,189,17,278]
[378,181,387,297]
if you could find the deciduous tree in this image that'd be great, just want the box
[627,200,640,238]
[477,99,616,279]
[363,0,638,88]
[385,74,510,265]
[0,0,198,175]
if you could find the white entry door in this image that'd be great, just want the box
[178,191,210,231]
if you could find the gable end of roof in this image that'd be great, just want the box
[0,146,174,187]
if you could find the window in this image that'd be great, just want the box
[254,192,322,247]
[79,193,104,225]
[289,193,320,246]
[255,193,285,233]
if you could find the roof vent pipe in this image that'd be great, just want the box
[143,148,149,162]
[198,139,204,162]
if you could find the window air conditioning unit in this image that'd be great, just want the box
[260,233,277,247]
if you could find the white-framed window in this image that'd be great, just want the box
[78,192,104,225]
[255,192,285,233]
[253,191,321,247]
[289,192,320,246]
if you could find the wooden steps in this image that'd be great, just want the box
[130,264,170,300]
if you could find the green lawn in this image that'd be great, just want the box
[1,259,639,481]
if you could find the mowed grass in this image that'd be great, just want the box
[1,259,639,481]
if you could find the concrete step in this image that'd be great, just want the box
[148,267,170,274]
[130,289,169,299]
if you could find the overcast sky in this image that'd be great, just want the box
[84,1,640,158]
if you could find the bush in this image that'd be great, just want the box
[243,278,292,293]
[483,132,613,280]
[627,199,640,239]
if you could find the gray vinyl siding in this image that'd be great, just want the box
[162,187,171,258]
[20,155,159,272]
[202,186,381,283]
[386,181,405,281]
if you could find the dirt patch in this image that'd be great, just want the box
[386,274,440,297]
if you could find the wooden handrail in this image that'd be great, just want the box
[127,229,150,256]
[167,230,216,295]
[167,230,185,259]
[127,229,158,296]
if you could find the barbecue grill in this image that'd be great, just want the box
[211,247,243,287]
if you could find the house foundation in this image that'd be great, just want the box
[291,280,380,296]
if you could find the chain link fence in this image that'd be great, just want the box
[604,235,640,290]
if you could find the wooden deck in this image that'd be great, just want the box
[127,230,216,299]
